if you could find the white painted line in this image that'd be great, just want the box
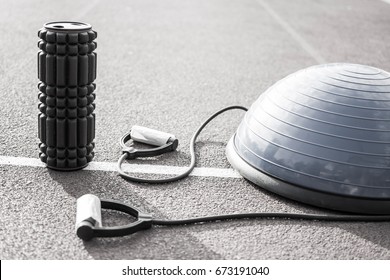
[256,0,326,64]
[0,155,242,179]
[0,156,46,168]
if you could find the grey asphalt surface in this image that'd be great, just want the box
[1,0,390,259]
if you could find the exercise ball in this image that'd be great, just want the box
[226,63,390,214]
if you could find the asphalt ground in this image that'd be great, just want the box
[1,0,390,259]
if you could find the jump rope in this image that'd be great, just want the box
[76,106,390,241]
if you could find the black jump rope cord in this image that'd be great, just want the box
[152,213,390,225]
[117,105,390,225]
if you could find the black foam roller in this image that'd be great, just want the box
[38,22,97,170]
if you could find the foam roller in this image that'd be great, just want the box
[37,22,97,170]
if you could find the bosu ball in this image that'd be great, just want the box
[37,21,97,170]
[226,63,390,214]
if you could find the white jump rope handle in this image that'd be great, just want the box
[130,125,176,146]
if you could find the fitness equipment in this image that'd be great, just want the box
[38,21,97,170]
[76,64,390,240]
[226,63,390,214]
[76,192,390,241]
[117,106,246,183]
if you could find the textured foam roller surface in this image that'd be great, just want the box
[37,22,97,170]
[229,63,390,211]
